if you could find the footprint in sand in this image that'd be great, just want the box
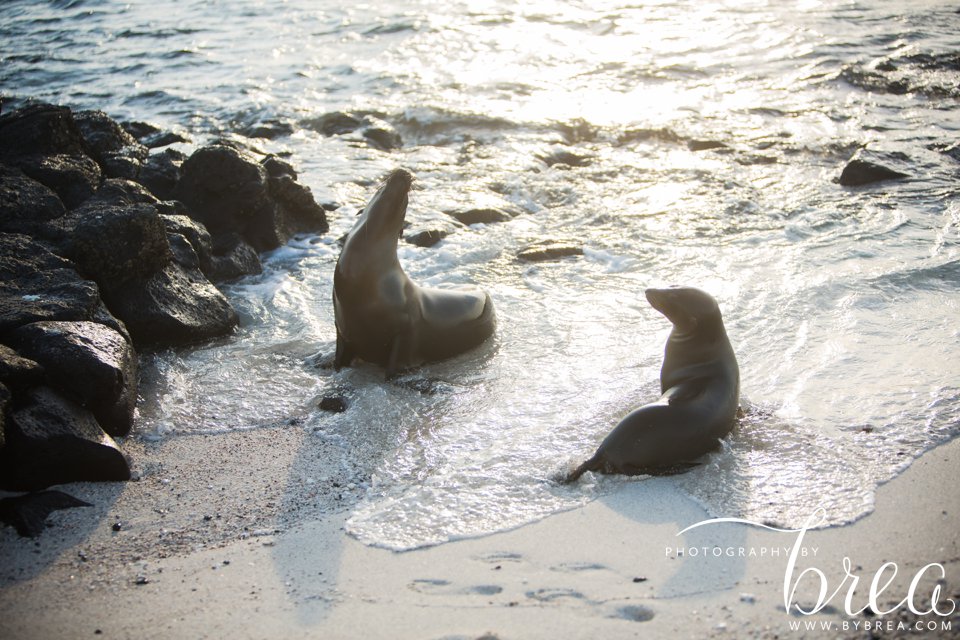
[473,551,523,565]
[549,561,608,573]
[408,579,502,596]
[525,587,586,602]
[611,604,655,622]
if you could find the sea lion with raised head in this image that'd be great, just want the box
[333,169,496,378]
[566,286,739,482]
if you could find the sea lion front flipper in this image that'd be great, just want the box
[661,377,708,404]
[0,491,92,538]
[334,329,355,371]
[384,333,416,380]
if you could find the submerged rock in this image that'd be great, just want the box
[839,149,910,186]
[405,228,450,248]
[361,116,402,151]
[9,321,137,437]
[2,386,130,491]
[517,241,584,262]
[301,111,363,136]
[446,207,514,225]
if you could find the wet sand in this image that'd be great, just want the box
[1,432,958,639]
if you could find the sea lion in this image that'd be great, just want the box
[333,169,496,378]
[566,286,739,482]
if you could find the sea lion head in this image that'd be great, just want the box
[354,168,414,241]
[645,286,723,340]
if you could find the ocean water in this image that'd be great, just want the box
[2,0,959,550]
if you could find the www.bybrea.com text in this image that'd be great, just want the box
[789,619,952,633]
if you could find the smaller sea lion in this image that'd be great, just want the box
[566,286,739,482]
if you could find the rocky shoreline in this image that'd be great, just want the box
[0,100,329,505]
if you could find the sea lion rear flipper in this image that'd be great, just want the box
[564,454,602,484]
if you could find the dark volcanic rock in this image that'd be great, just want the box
[102,261,238,346]
[0,381,8,449]
[405,228,450,248]
[175,144,327,251]
[261,155,297,179]
[2,386,130,491]
[0,165,66,236]
[302,111,363,136]
[538,149,593,167]
[839,150,910,186]
[138,148,185,201]
[174,144,274,244]
[0,234,111,335]
[11,153,101,209]
[121,120,161,140]
[88,178,160,207]
[65,202,171,287]
[361,116,402,151]
[446,207,514,225]
[687,139,728,152]
[517,241,584,262]
[9,321,137,437]
[265,173,329,237]
[160,213,216,275]
[142,130,190,149]
[0,103,88,159]
[0,344,44,389]
[207,233,263,282]
[167,232,201,270]
[74,110,148,180]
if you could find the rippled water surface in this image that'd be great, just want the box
[3,0,959,550]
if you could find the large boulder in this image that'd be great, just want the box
[64,202,172,287]
[9,321,137,437]
[0,103,88,158]
[174,144,273,242]
[0,165,66,237]
[1,386,130,491]
[101,261,238,346]
[9,153,101,209]
[74,110,148,180]
[0,233,123,337]
[175,144,327,251]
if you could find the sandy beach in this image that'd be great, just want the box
[1,430,957,639]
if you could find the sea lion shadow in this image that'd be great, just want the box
[582,403,774,600]
[595,471,751,599]
[0,482,124,586]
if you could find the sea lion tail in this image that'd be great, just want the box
[564,454,602,484]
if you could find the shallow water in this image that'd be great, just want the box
[3,0,959,550]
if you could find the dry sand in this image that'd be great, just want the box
[1,428,958,639]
